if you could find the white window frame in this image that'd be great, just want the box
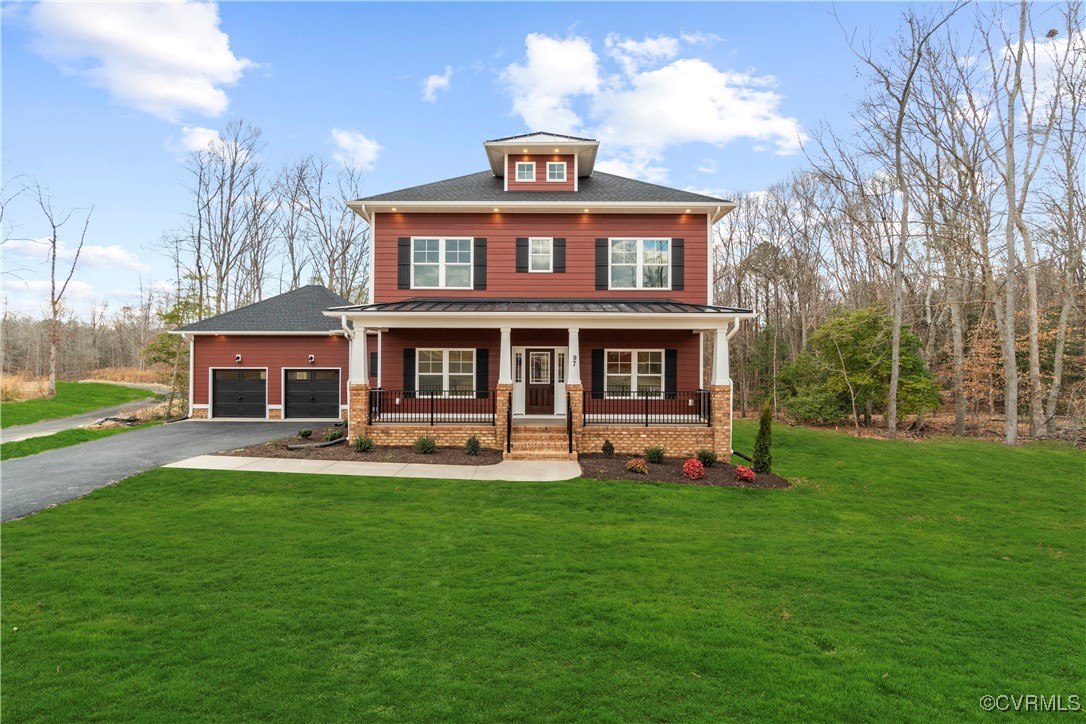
[546,161,566,182]
[608,237,671,290]
[411,236,473,289]
[416,348,476,397]
[603,349,665,398]
[528,237,553,273]
[515,161,535,183]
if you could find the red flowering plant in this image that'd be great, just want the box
[734,465,756,483]
[625,458,648,474]
[682,458,705,480]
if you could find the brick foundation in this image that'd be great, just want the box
[190,407,208,419]
[268,408,283,420]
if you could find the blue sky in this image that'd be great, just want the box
[2,1,909,318]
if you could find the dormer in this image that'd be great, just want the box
[484,132,600,193]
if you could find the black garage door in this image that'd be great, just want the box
[212,369,267,418]
[285,369,340,418]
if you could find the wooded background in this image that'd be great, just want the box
[3,2,1082,443]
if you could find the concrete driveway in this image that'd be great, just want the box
[1,420,294,522]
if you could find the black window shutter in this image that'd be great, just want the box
[397,237,411,289]
[671,238,684,291]
[473,237,487,290]
[516,237,529,273]
[553,238,566,273]
[591,349,605,399]
[595,238,608,290]
[369,351,377,379]
[476,348,489,398]
[664,349,678,399]
[403,348,416,398]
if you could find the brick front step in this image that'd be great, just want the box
[503,451,579,461]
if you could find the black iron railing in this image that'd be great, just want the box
[506,394,513,453]
[583,389,711,427]
[369,389,496,425]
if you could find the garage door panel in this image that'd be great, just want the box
[285,369,340,418]
[212,369,267,418]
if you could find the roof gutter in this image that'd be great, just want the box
[347,202,371,224]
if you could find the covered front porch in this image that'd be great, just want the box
[327,299,753,458]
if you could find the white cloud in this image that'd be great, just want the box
[680,31,722,46]
[178,126,223,152]
[28,1,253,122]
[330,129,382,170]
[697,158,719,174]
[4,236,150,274]
[501,32,806,181]
[422,66,453,102]
[500,33,600,133]
[1,278,98,317]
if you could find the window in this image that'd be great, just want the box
[556,352,566,384]
[412,237,472,288]
[515,162,535,182]
[418,349,475,396]
[609,238,670,289]
[605,350,663,397]
[529,237,552,273]
[515,351,523,383]
[547,162,566,182]
[529,352,551,384]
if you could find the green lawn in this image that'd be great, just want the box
[0,421,162,460]
[1,381,156,428]
[3,422,1083,721]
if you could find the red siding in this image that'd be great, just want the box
[192,335,349,407]
[374,212,708,303]
[506,154,576,192]
[376,328,700,392]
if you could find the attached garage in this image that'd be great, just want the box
[176,285,353,420]
[212,369,268,418]
[284,369,341,418]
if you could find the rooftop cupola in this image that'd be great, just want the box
[484,132,599,178]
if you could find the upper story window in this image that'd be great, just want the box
[529,237,552,272]
[547,162,566,182]
[610,238,670,289]
[515,162,535,182]
[412,237,472,289]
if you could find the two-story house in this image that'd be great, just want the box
[179,132,753,460]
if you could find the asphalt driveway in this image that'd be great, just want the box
[1,421,294,522]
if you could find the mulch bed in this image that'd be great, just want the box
[216,428,503,466]
[578,453,790,488]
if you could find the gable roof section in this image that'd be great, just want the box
[485,131,597,144]
[357,171,730,205]
[177,285,352,334]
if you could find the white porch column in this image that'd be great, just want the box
[698,331,705,388]
[498,327,513,384]
[566,327,581,385]
[712,324,730,386]
[376,330,383,387]
[351,326,369,384]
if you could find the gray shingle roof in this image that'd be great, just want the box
[330,298,752,315]
[357,171,731,205]
[485,131,597,143]
[178,285,353,333]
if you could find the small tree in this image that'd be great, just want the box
[753,402,773,474]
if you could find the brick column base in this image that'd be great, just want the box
[566,383,583,454]
[710,384,732,463]
[347,383,370,434]
[495,383,513,451]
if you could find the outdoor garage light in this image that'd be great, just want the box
[234,354,242,363]
[308,354,315,364]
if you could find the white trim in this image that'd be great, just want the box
[514,161,535,182]
[187,334,194,417]
[607,237,672,291]
[172,330,346,336]
[573,154,579,192]
[349,200,737,216]
[369,209,377,304]
[208,366,269,419]
[410,236,473,290]
[281,366,343,419]
[528,237,553,273]
[546,161,567,183]
[503,153,509,192]
[192,404,209,410]
[326,311,756,330]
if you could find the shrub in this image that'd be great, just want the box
[734,465,756,483]
[352,435,374,452]
[695,449,717,467]
[465,435,481,456]
[644,446,665,464]
[324,429,344,442]
[753,402,772,474]
[413,436,437,454]
[602,439,615,457]
[682,458,705,480]
[625,458,648,474]
[297,428,313,439]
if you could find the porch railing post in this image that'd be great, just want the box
[644,394,649,427]
[430,392,435,426]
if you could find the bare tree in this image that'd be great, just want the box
[300,160,370,302]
